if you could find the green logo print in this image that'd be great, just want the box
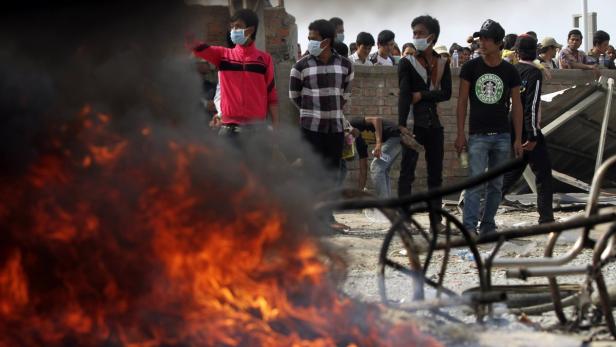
[475,73,504,104]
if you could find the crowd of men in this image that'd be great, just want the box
[189,9,614,233]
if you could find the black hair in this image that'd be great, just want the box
[402,42,416,52]
[503,34,518,50]
[356,32,375,47]
[411,15,440,43]
[461,47,472,54]
[230,9,259,40]
[308,19,336,42]
[449,43,462,55]
[593,30,611,46]
[349,42,357,54]
[526,31,537,39]
[377,29,395,46]
[568,29,583,40]
[329,17,344,28]
[518,49,536,61]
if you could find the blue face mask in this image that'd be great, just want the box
[336,33,345,43]
[230,28,248,45]
[307,40,324,56]
[413,35,433,52]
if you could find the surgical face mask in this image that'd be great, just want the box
[336,32,345,43]
[413,35,432,52]
[307,40,324,56]
[230,28,248,45]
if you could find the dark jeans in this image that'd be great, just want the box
[398,126,444,219]
[301,128,345,175]
[502,133,554,224]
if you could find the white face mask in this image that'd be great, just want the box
[230,28,248,45]
[413,35,432,52]
[307,39,324,56]
[336,33,345,43]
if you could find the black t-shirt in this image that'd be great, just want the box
[350,117,399,159]
[349,117,399,141]
[460,57,522,134]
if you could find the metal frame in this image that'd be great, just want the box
[316,156,616,336]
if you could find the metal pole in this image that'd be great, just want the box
[582,0,589,52]
[596,78,614,171]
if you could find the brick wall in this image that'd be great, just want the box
[275,64,614,197]
[264,7,297,63]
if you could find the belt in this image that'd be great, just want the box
[221,123,270,133]
[472,132,507,136]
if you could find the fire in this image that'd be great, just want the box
[0,106,442,347]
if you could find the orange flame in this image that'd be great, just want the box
[0,105,442,347]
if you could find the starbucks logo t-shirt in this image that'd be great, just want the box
[460,57,521,134]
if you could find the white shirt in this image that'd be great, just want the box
[349,52,373,66]
[375,54,393,66]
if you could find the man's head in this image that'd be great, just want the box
[434,45,450,59]
[473,19,505,55]
[349,42,358,55]
[449,42,463,55]
[607,45,616,61]
[355,32,375,59]
[308,19,336,56]
[402,42,416,56]
[539,37,562,59]
[329,17,345,43]
[411,15,440,53]
[567,29,583,51]
[229,9,258,46]
[377,30,396,56]
[503,34,518,50]
[526,31,538,40]
[460,47,472,63]
[515,34,538,61]
[593,30,611,54]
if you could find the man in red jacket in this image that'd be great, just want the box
[188,9,278,138]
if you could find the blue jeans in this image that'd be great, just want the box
[463,133,511,233]
[370,137,402,198]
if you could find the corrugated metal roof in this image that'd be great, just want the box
[541,80,616,189]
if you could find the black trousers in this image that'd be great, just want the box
[398,126,444,216]
[502,133,554,224]
[301,128,344,225]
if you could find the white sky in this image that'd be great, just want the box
[286,0,616,53]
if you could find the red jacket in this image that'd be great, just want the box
[193,42,278,125]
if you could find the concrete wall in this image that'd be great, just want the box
[274,64,616,196]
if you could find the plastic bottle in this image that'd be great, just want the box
[599,54,606,67]
[372,150,391,163]
[452,50,459,68]
[459,150,469,169]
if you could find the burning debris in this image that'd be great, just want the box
[0,2,440,346]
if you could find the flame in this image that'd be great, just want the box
[0,106,442,347]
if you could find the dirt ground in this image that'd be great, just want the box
[327,204,616,347]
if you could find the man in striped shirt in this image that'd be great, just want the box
[289,19,354,175]
[502,35,554,225]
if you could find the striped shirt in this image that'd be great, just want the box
[289,51,354,133]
